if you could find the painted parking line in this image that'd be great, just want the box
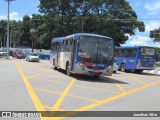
[57,79,160,118]
[14,60,46,120]
[27,69,52,79]
[124,73,148,85]
[34,87,100,102]
[50,78,75,111]
[16,60,160,119]
[34,77,120,94]
[107,76,127,93]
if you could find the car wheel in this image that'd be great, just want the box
[113,71,116,73]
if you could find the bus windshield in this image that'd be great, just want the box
[78,36,114,64]
[141,47,155,56]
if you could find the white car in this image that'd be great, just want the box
[0,49,6,56]
[113,58,118,73]
[26,53,39,62]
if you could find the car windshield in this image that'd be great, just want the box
[30,53,38,56]
[141,47,155,56]
[0,50,6,52]
[78,36,114,64]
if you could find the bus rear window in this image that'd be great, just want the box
[141,48,155,56]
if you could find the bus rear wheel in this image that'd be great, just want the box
[120,64,126,72]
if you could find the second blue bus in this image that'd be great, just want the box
[115,46,156,73]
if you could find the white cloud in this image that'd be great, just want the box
[145,22,160,32]
[153,42,160,48]
[0,12,22,21]
[144,0,160,15]
[129,35,152,46]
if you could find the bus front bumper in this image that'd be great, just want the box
[136,65,155,70]
[73,64,113,76]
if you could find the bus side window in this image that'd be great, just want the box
[125,49,130,58]
[69,38,73,52]
[70,39,73,45]
[66,40,69,51]
[59,42,63,52]
[63,40,67,52]
[117,49,121,57]
[121,49,124,57]
[52,42,56,51]
[130,49,136,58]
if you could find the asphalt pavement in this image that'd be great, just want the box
[0,59,160,120]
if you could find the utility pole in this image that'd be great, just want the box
[81,17,84,33]
[4,0,15,59]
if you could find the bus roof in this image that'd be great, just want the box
[115,46,155,49]
[51,33,112,42]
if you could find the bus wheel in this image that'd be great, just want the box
[53,60,57,70]
[120,64,126,72]
[93,75,100,79]
[66,63,71,76]
[135,70,143,73]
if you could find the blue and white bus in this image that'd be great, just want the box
[115,46,156,73]
[50,33,114,78]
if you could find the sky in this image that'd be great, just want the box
[0,0,160,48]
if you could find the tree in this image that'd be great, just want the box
[0,20,7,47]
[38,0,145,46]
[149,29,160,42]
[21,15,31,47]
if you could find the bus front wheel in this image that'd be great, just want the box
[120,64,126,72]
[53,60,57,70]
[66,63,72,76]
[93,75,100,79]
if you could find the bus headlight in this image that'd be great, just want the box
[105,65,112,69]
[78,62,85,69]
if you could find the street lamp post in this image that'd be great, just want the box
[30,28,37,52]
[3,32,7,57]
[4,0,16,59]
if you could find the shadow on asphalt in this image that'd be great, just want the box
[56,68,128,84]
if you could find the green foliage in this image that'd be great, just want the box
[0,0,145,49]
[38,0,145,46]
[149,28,160,42]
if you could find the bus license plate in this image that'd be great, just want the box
[93,70,99,73]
